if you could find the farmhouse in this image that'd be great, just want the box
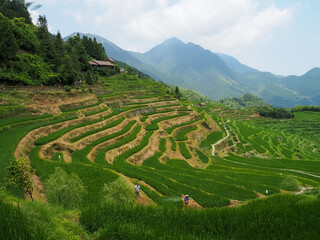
[89,58,116,69]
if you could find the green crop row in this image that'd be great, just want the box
[113,130,154,165]
[34,106,137,146]
[146,113,189,131]
[84,107,109,117]
[70,117,125,143]
[97,93,124,99]
[196,150,209,163]
[124,99,176,106]
[165,119,198,134]
[175,125,198,141]
[95,125,142,165]
[143,109,175,116]
[179,142,192,159]
[159,138,166,152]
[199,131,224,150]
[71,120,137,164]
[170,138,177,151]
[154,104,180,109]
[35,112,114,146]
[0,113,52,128]
[140,116,148,122]
[60,101,101,112]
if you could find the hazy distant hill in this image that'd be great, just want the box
[65,33,320,107]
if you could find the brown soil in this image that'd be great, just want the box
[147,100,180,108]
[161,113,199,130]
[104,126,146,164]
[165,138,184,160]
[29,173,47,202]
[127,131,160,165]
[27,93,97,115]
[255,191,266,198]
[228,199,243,207]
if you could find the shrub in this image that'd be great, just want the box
[100,177,135,206]
[45,167,86,209]
[6,158,34,200]
[280,176,300,192]
[64,85,71,92]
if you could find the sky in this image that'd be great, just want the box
[29,0,320,76]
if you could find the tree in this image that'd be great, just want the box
[0,0,32,24]
[174,86,182,99]
[12,17,39,53]
[53,31,65,69]
[45,167,86,209]
[36,15,56,64]
[280,175,300,191]
[100,177,135,206]
[58,54,78,85]
[6,158,35,200]
[0,13,18,62]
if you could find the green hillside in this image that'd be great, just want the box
[1,72,320,239]
[79,33,320,107]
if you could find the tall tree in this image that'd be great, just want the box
[0,0,32,24]
[36,15,56,64]
[0,13,18,62]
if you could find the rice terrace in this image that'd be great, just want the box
[1,1,320,239]
[1,73,320,239]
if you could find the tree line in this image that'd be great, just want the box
[0,0,114,87]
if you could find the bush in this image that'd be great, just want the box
[280,176,300,192]
[64,85,71,92]
[6,158,34,200]
[45,167,86,209]
[100,177,135,206]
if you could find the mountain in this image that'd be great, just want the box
[214,52,258,74]
[65,33,320,107]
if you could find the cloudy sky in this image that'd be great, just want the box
[30,0,319,76]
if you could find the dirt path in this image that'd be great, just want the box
[212,120,230,156]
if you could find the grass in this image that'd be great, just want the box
[80,194,320,240]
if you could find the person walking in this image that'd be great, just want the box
[135,184,140,196]
[184,194,189,206]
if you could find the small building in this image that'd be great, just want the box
[105,57,115,63]
[88,59,116,69]
[199,102,206,107]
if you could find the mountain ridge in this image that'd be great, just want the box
[65,32,320,107]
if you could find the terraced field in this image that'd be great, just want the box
[1,74,320,209]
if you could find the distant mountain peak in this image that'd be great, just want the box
[161,37,185,46]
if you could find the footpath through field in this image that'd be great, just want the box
[212,120,230,156]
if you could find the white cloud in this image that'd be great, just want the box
[33,0,294,53]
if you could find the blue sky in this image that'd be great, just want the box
[30,0,320,76]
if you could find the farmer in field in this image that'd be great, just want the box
[184,194,189,206]
[135,184,140,196]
